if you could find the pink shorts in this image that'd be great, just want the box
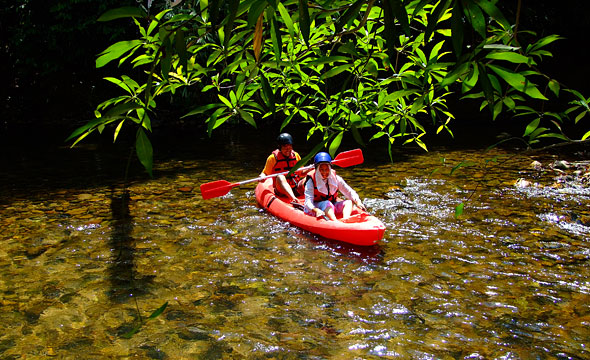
[305,200,347,215]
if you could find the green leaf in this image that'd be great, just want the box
[528,34,563,53]
[415,137,428,151]
[307,56,350,66]
[463,63,479,89]
[502,96,515,110]
[248,0,267,26]
[384,89,418,103]
[473,0,510,30]
[105,102,141,117]
[104,77,136,95]
[485,51,532,65]
[463,0,486,38]
[321,64,353,79]
[114,120,125,142]
[440,61,469,88]
[121,323,142,339]
[136,128,153,177]
[96,40,142,68]
[389,0,410,35]
[207,108,230,136]
[268,9,282,63]
[575,111,587,124]
[487,64,547,100]
[148,302,168,320]
[450,160,473,175]
[97,6,147,21]
[298,0,311,45]
[223,0,240,48]
[455,202,464,218]
[425,0,451,41]
[523,118,540,137]
[277,2,295,42]
[537,132,569,141]
[218,94,234,109]
[450,0,464,57]
[350,124,366,146]
[260,72,275,113]
[564,88,587,102]
[527,127,548,140]
[175,29,188,73]
[582,130,590,141]
[548,79,560,97]
[335,0,364,34]
[238,109,257,127]
[329,132,344,156]
[182,103,223,118]
[65,118,103,143]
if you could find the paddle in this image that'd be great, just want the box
[200,148,364,200]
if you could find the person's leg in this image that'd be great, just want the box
[318,201,337,221]
[274,175,297,201]
[293,179,305,199]
[333,200,353,219]
[341,199,353,218]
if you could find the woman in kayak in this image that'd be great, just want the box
[259,133,310,202]
[304,152,366,221]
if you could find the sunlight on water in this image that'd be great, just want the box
[0,136,589,358]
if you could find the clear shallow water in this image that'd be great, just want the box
[0,128,589,358]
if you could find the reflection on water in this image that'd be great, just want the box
[0,128,589,358]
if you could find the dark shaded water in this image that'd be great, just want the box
[1,126,589,358]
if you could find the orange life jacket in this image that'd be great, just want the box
[305,169,338,203]
[272,149,301,188]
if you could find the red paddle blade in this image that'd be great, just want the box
[200,180,237,200]
[332,148,364,167]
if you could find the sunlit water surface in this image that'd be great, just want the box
[1,129,589,359]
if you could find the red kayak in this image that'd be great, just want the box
[255,178,385,246]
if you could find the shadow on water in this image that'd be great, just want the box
[107,186,154,303]
[307,236,383,264]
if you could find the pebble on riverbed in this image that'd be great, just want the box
[520,160,590,188]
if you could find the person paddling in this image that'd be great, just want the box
[259,133,310,202]
[304,152,366,221]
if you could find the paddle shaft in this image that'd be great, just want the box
[233,148,362,185]
[200,148,363,199]
[237,164,314,186]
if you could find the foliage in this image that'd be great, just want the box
[122,301,168,338]
[67,0,589,175]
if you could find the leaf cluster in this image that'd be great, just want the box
[67,0,589,175]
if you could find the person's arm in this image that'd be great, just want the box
[304,179,316,211]
[260,155,276,178]
[336,175,366,211]
[304,179,325,217]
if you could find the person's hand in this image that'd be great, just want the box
[355,200,367,211]
[313,208,325,218]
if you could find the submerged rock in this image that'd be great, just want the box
[530,160,543,171]
[552,160,571,170]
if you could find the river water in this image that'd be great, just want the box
[1,126,589,359]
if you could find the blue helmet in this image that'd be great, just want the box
[314,152,332,167]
